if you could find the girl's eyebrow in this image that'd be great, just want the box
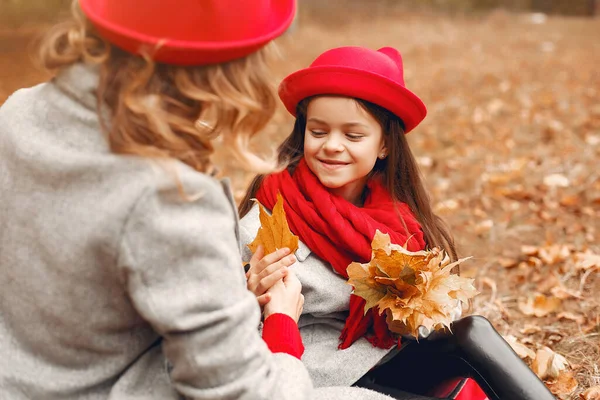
[307,117,369,129]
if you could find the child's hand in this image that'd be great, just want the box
[246,245,297,307]
[263,270,304,323]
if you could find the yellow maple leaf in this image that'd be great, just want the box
[346,230,479,337]
[347,262,387,312]
[247,193,299,255]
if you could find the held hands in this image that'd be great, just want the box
[246,245,297,306]
[246,245,303,322]
[263,272,304,323]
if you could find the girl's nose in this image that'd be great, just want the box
[322,133,344,153]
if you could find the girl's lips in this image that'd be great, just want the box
[318,159,349,170]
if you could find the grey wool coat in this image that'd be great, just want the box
[240,204,396,388]
[0,63,395,400]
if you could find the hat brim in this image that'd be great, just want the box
[278,66,427,133]
[79,0,296,66]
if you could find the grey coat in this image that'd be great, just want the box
[0,63,394,400]
[240,204,396,388]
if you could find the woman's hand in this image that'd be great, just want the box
[246,245,297,307]
[263,270,304,323]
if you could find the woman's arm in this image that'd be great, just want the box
[117,168,311,400]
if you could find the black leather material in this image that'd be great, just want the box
[359,315,556,400]
[437,316,556,400]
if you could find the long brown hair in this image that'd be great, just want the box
[238,96,458,261]
[37,0,279,176]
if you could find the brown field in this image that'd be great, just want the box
[1,4,599,399]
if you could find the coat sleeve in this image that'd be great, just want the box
[238,203,261,263]
[117,169,312,400]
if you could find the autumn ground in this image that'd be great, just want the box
[1,6,599,399]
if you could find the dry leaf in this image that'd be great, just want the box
[526,256,544,268]
[538,244,571,264]
[498,257,519,269]
[550,285,582,300]
[574,252,600,271]
[521,245,539,256]
[543,173,570,188]
[504,335,536,359]
[559,194,581,207]
[547,371,578,397]
[247,193,299,255]
[581,386,600,400]
[520,324,542,335]
[346,230,478,337]
[557,312,585,324]
[531,346,569,380]
[518,293,561,317]
[537,274,560,293]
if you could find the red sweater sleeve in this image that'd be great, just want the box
[262,313,304,359]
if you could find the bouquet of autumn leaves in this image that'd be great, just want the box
[347,230,479,337]
[247,193,479,338]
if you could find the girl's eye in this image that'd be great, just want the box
[346,134,364,140]
[310,130,327,137]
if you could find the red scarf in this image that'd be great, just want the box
[255,158,426,349]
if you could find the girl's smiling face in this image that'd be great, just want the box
[304,96,387,205]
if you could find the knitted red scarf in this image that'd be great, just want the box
[255,158,426,349]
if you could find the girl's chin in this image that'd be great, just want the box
[317,179,347,190]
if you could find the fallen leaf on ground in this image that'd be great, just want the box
[498,257,519,268]
[518,293,561,317]
[520,324,542,334]
[521,245,540,256]
[247,193,299,255]
[580,386,600,400]
[551,285,582,300]
[538,244,571,265]
[346,230,479,337]
[574,252,600,271]
[557,312,585,324]
[543,173,570,188]
[531,346,569,380]
[546,371,578,398]
[504,335,536,359]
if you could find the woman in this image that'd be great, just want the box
[0,1,398,399]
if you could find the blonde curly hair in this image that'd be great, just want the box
[38,1,279,177]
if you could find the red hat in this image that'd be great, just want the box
[278,46,427,133]
[79,0,296,66]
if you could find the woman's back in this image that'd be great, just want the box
[0,63,181,399]
[0,61,399,400]
[0,62,284,399]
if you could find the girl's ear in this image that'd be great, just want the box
[378,140,388,159]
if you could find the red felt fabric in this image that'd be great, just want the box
[278,46,427,133]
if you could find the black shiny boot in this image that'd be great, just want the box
[358,315,556,400]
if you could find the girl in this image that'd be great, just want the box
[240,46,556,400]
[0,2,397,399]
